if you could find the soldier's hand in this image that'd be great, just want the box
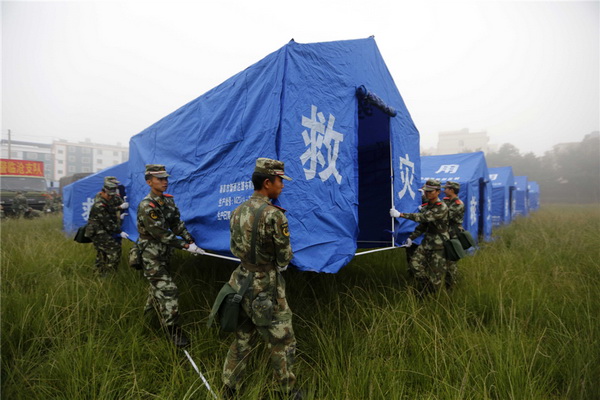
[401,238,413,247]
[120,231,130,239]
[186,243,206,256]
[277,264,288,272]
[389,208,401,218]
[119,202,129,210]
[120,212,128,220]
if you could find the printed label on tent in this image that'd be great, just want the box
[397,154,416,200]
[423,176,462,182]
[299,105,344,184]
[489,174,498,181]
[81,197,94,221]
[435,164,460,174]
[469,196,478,226]
[217,180,253,221]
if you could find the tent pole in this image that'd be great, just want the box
[390,139,395,247]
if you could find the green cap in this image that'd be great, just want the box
[145,164,169,178]
[104,176,120,186]
[254,158,291,181]
[444,181,460,191]
[103,181,118,195]
[423,179,442,192]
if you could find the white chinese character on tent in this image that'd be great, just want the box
[435,164,460,174]
[487,197,492,222]
[300,105,344,184]
[81,197,94,221]
[470,196,478,226]
[397,154,416,200]
[489,174,498,181]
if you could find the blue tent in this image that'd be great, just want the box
[488,166,515,226]
[63,162,130,234]
[528,181,540,211]
[513,176,529,217]
[125,38,421,273]
[420,152,492,243]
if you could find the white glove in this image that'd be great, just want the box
[119,197,129,210]
[401,238,413,247]
[120,212,128,220]
[119,231,129,239]
[277,264,288,272]
[389,208,401,218]
[186,243,206,255]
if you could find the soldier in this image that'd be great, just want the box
[443,181,464,289]
[390,179,450,294]
[12,191,28,219]
[85,180,129,275]
[137,164,203,348]
[44,191,55,213]
[103,176,129,218]
[222,158,301,400]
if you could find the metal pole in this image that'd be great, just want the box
[389,139,395,247]
[183,349,218,399]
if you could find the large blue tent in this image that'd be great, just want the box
[419,152,492,243]
[124,38,421,273]
[63,162,130,234]
[514,176,529,217]
[488,166,515,226]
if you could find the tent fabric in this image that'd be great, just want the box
[488,166,515,226]
[528,181,540,211]
[63,162,130,234]
[419,152,493,244]
[125,38,421,273]
[513,176,529,217]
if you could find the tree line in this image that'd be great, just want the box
[485,131,599,204]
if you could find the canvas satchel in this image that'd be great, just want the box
[73,225,92,244]
[444,238,466,261]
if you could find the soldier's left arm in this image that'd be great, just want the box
[405,204,447,224]
[270,210,293,267]
[169,203,194,243]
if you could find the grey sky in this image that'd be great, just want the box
[2,1,598,155]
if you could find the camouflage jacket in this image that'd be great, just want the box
[109,194,124,210]
[136,191,193,249]
[443,196,465,238]
[230,192,292,269]
[403,199,450,250]
[86,193,121,236]
[13,194,28,211]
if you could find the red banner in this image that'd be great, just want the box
[0,159,45,177]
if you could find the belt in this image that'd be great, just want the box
[240,262,276,273]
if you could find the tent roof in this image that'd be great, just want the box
[489,166,515,188]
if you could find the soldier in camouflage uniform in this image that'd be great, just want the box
[12,191,28,219]
[104,176,128,213]
[222,158,302,400]
[443,181,464,289]
[390,179,450,294]
[137,164,203,348]
[85,180,129,275]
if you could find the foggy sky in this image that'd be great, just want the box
[2,1,599,156]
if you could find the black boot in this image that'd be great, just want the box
[167,325,190,348]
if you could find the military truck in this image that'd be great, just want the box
[0,159,48,215]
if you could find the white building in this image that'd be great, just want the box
[435,128,496,155]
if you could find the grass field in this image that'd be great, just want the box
[1,205,599,399]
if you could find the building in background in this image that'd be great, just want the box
[433,128,497,156]
[1,138,128,183]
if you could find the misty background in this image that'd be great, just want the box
[1,0,599,201]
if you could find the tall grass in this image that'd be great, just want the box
[1,205,599,399]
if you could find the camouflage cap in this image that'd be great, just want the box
[145,164,169,178]
[103,181,118,195]
[444,181,460,191]
[254,158,291,181]
[423,179,442,192]
[104,176,120,186]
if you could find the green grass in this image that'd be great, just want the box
[1,205,599,399]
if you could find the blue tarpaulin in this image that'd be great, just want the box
[488,166,515,226]
[514,176,529,217]
[124,38,421,273]
[63,162,130,234]
[419,152,492,243]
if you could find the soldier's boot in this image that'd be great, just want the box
[167,325,190,348]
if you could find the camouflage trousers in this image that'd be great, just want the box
[446,260,459,289]
[141,242,179,327]
[408,246,447,293]
[91,233,121,273]
[223,267,297,392]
